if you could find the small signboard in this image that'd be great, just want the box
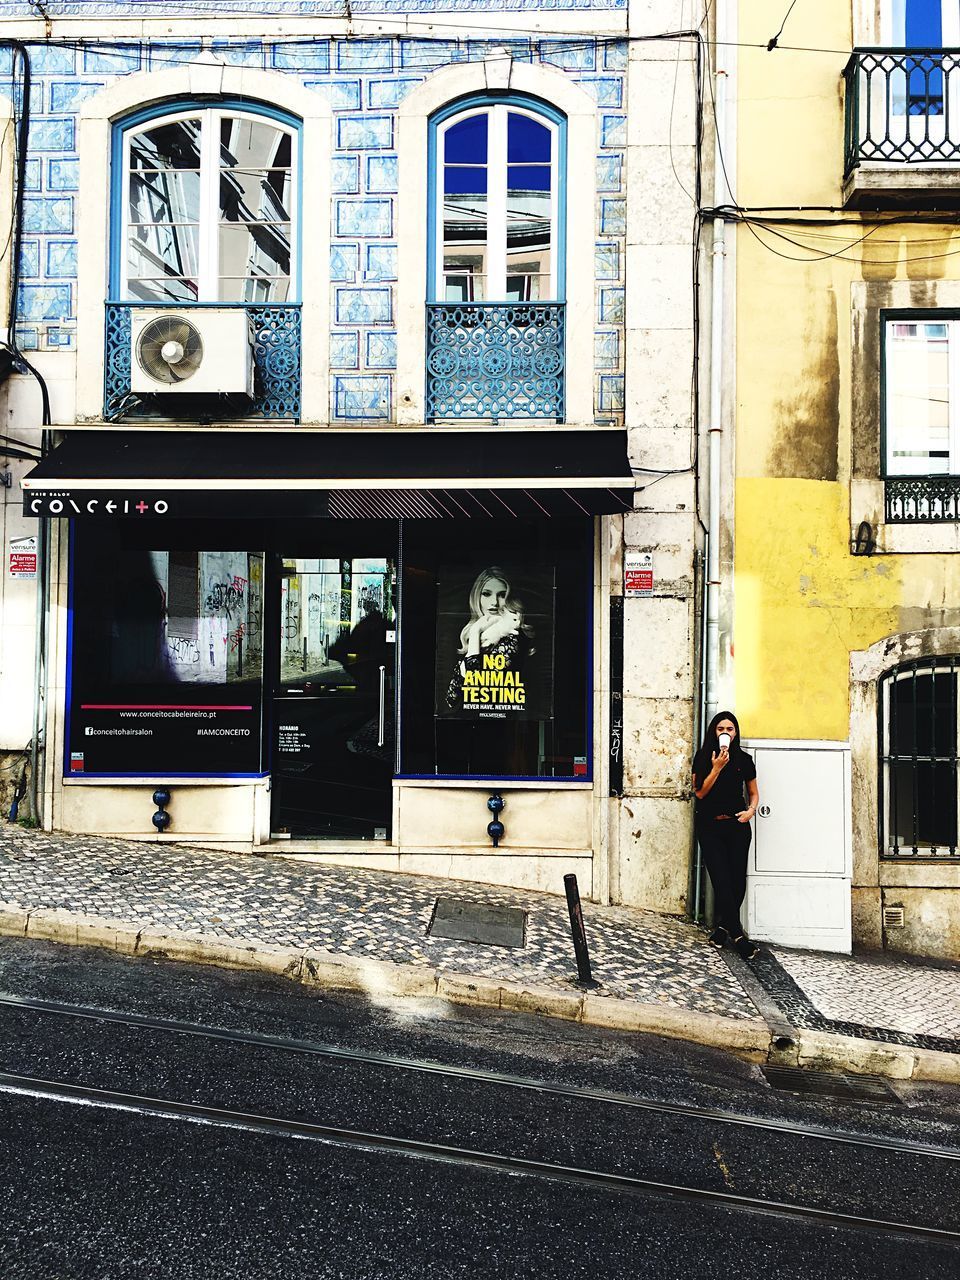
[9,535,38,579]
[624,551,653,597]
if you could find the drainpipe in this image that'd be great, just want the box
[705,1,730,728]
[28,437,49,826]
[690,1,732,923]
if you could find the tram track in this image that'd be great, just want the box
[1,989,958,1164]
[2,1067,958,1247]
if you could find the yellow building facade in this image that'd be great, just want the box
[732,1,960,958]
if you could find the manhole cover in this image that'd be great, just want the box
[428,897,527,948]
[762,1065,900,1105]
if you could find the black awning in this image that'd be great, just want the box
[21,428,635,519]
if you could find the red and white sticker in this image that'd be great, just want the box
[624,551,653,597]
[9,535,37,579]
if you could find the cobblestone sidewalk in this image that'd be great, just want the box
[0,824,757,1021]
[755,947,960,1055]
[1,824,958,1063]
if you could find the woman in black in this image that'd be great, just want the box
[693,710,760,959]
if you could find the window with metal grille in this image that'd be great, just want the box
[879,657,960,858]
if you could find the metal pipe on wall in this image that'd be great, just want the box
[705,0,729,731]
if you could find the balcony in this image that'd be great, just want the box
[104,302,302,422]
[425,302,565,423]
[885,475,960,522]
[843,48,960,207]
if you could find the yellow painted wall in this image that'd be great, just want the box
[734,2,960,739]
[736,479,901,739]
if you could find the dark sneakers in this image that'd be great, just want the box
[733,934,760,960]
[708,926,729,949]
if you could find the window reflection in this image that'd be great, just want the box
[125,112,295,304]
[128,119,202,300]
[219,223,291,279]
[885,319,953,475]
[280,558,394,686]
[438,106,555,303]
[443,114,488,301]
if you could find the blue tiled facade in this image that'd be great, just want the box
[0,1,624,10]
[2,17,627,425]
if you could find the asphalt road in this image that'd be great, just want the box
[0,936,959,1279]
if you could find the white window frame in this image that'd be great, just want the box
[884,315,960,476]
[434,104,560,303]
[122,107,299,304]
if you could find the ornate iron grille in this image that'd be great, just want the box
[844,48,960,173]
[104,302,302,421]
[879,657,960,860]
[425,302,565,422]
[885,476,960,521]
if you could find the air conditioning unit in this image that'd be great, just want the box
[130,308,254,397]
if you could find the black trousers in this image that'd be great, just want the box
[697,819,752,937]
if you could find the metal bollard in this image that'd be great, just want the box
[563,873,599,989]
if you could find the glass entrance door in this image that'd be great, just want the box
[271,553,396,839]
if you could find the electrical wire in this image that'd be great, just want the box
[0,31,853,83]
[766,0,802,53]
[668,1,697,205]
[739,216,886,263]
[0,22,869,64]
[0,431,41,453]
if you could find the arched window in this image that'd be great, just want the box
[115,103,299,304]
[425,94,567,421]
[430,96,564,304]
[879,657,960,858]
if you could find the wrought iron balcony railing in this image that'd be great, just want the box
[425,302,565,422]
[844,47,960,173]
[885,475,960,521]
[104,301,302,421]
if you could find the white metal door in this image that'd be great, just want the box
[752,749,846,876]
[744,743,852,953]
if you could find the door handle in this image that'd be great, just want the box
[377,664,386,747]
[758,804,771,817]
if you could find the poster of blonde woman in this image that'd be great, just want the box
[435,563,554,721]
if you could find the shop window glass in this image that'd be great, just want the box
[68,527,264,776]
[400,519,591,779]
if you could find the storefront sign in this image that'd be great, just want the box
[25,493,174,518]
[435,563,555,721]
[71,702,262,774]
[624,551,654,596]
[277,723,310,755]
[9,535,37,578]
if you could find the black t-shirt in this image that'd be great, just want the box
[695,750,756,819]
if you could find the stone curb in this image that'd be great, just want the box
[2,904,957,1083]
[795,1027,960,1086]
